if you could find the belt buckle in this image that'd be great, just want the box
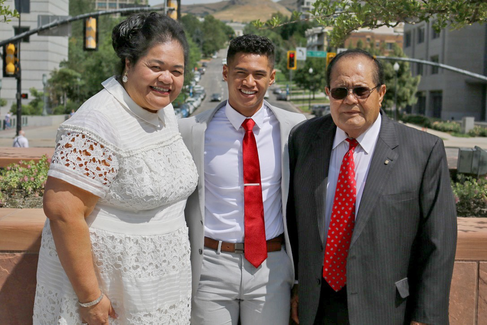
[234,243,244,254]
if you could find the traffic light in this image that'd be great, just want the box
[167,0,178,20]
[3,43,18,78]
[326,52,336,69]
[84,17,98,51]
[287,51,297,70]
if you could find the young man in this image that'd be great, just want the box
[179,34,305,324]
[287,49,457,325]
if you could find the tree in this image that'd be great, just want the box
[293,58,326,97]
[254,0,487,46]
[361,43,420,116]
[0,0,18,22]
[48,68,82,112]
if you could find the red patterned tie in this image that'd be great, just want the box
[323,138,358,291]
[242,118,267,268]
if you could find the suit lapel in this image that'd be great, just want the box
[192,102,227,220]
[351,114,399,247]
[312,118,336,247]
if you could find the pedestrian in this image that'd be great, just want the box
[33,12,197,324]
[179,34,306,324]
[4,112,11,129]
[12,129,28,147]
[287,49,457,325]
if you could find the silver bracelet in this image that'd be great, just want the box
[78,292,104,308]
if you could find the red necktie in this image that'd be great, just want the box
[242,118,267,268]
[323,138,358,291]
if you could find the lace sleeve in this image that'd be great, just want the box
[48,131,119,198]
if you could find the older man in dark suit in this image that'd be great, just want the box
[287,49,457,325]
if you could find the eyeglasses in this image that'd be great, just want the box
[329,85,381,100]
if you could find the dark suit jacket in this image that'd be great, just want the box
[287,112,457,325]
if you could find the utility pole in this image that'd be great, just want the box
[16,12,21,136]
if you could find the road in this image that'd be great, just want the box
[192,49,303,116]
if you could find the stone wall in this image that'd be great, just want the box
[1,211,486,324]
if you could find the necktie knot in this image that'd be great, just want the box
[242,118,256,132]
[346,138,358,150]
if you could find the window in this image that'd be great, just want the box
[386,42,394,50]
[109,2,117,8]
[405,31,411,47]
[97,2,107,8]
[376,41,380,48]
[430,91,443,118]
[430,55,439,74]
[417,62,423,76]
[417,27,425,44]
[416,93,426,115]
[14,26,30,43]
[432,28,440,39]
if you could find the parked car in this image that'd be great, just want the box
[311,104,330,117]
[273,87,283,95]
[180,104,191,116]
[276,92,289,101]
[210,93,222,102]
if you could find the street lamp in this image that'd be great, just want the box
[42,74,48,116]
[308,67,313,111]
[393,62,400,120]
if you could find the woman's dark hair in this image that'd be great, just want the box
[226,34,275,69]
[325,49,384,87]
[112,12,189,75]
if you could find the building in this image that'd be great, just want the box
[306,24,403,55]
[0,0,69,118]
[403,21,487,121]
[95,0,148,11]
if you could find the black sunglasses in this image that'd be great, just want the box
[329,85,381,100]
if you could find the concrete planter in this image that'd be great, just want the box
[0,211,486,324]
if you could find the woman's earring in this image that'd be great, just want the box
[122,73,128,83]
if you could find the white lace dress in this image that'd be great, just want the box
[33,77,198,324]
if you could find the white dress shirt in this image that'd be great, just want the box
[204,102,283,243]
[325,115,382,236]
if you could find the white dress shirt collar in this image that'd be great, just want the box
[332,114,382,153]
[102,76,168,128]
[225,101,265,131]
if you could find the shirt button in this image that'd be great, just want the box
[198,249,203,255]
[316,278,321,286]
[200,220,203,225]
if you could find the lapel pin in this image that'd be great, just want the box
[384,159,390,165]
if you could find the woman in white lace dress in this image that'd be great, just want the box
[33,12,197,325]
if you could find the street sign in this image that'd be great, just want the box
[296,47,307,61]
[38,15,71,37]
[307,51,327,58]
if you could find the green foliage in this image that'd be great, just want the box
[0,0,18,22]
[400,115,432,128]
[180,14,234,58]
[452,174,487,218]
[0,98,7,107]
[0,156,50,205]
[10,87,45,115]
[468,126,487,137]
[293,58,326,93]
[253,0,487,46]
[52,100,80,115]
[431,121,461,133]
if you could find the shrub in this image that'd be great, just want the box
[0,155,50,207]
[431,120,461,133]
[451,174,487,218]
[401,115,432,128]
[468,126,487,137]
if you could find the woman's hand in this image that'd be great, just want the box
[80,295,118,325]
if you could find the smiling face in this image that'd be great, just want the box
[223,53,275,117]
[123,40,185,113]
[326,55,386,139]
